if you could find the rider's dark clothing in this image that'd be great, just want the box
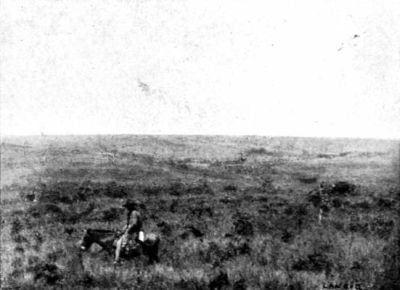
[115,210,143,263]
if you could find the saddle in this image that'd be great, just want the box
[123,239,142,256]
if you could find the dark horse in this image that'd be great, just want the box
[79,229,160,264]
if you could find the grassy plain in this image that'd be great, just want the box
[1,135,399,289]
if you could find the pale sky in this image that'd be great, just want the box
[1,0,399,138]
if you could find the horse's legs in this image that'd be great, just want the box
[149,243,160,264]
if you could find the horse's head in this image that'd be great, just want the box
[79,228,117,252]
[78,229,160,263]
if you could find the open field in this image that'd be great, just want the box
[1,135,399,289]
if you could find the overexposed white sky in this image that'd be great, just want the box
[1,0,399,138]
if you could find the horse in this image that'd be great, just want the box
[79,229,160,264]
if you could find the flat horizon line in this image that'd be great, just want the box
[1,133,399,142]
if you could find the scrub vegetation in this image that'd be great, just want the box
[1,135,399,289]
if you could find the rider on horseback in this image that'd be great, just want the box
[114,199,143,264]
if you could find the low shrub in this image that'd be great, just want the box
[331,181,356,195]
[143,185,164,196]
[375,197,396,209]
[189,181,214,195]
[157,221,173,236]
[223,184,238,192]
[27,203,66,222]
[233,213,254,237]
[103,182,127,198]
[296,175,319,184]
[175,278,208,290]
[232,278,247,290]
[208,270,230,290]
[11,217,23,237]
[292,252,333,273]
[27,261,62,285]
[101,207,123,222]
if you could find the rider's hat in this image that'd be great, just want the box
[123,199,140,211]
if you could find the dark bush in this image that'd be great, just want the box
[37,182,90,204]
[157,221,173,236]
[76,272,96,288]
[224,184,238,192]
[140,274,174,289]
[331,181,356,195]
[9,269,24,280]
[246,147,276,156]
[104,182,127,198]
[331,198,343,208]
[33,231,43,245]
[27,203,66,222]
[201,242,231,265]
[375,235,400,290]
[351,200,371,210]
[263,280,284,290]
[27,261,62,285]
[101,207,123,222]
[190,204,213,218]
[350,261,363,270]
[64,227,74,235]
[232,238,251,256]
[297,175,318,184]
[317,154,335,159]
[257,196,269,202]
[232,278,247,290]
[349,222,369,234]
[184,225,204,238]
[189,181,214,195]
[284,204,308,217]
[288,282,304,290]
[320,204,330,213]
[175,278,208,290]
[143,185,164,196]
[307,191,322,207]
[233,213,254,237]
[11,257,23,268]
[281,230,293,243]
[46,248,65,262]
[168,182,186,196]
[371,219,394,238]
[169,200,179,213]
[332,220,345,231]
[209,270,230,290]
[292,252,333,273]
[14,245,25,254]
[376,197,396,209]
[13,234,28,244]
[27,255,40,266]
[11,218,23,237]
[261,177,275,193]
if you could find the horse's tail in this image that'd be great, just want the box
[143,233,160,264]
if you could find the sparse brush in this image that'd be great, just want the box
[11,217,23,237]
[233,213,254,237]
[103,182,127,198]
[245,147,274,156]
[27,260,62,285]
[101,207,123,222]
[209,270,230,289]
[2,136,397,289]
[189,181,214,195]
[223,184,238,192]
[296,175,319,184]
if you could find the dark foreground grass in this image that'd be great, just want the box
[1,136,399,289]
